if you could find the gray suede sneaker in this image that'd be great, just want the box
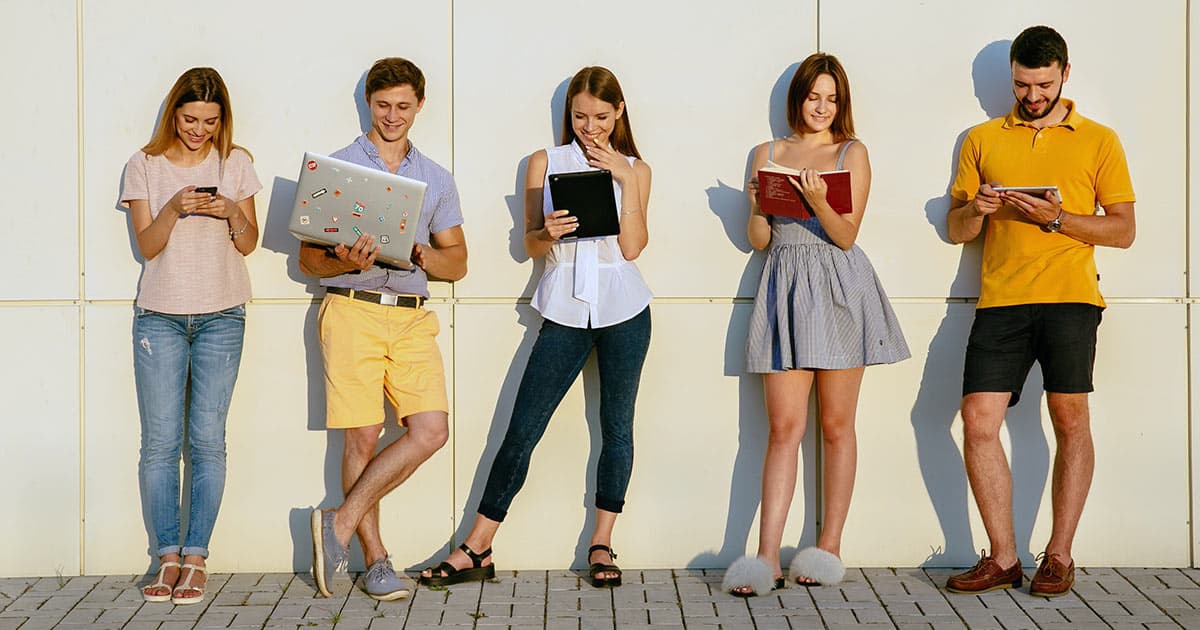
[364,556,410,601]
[311,509,348,598]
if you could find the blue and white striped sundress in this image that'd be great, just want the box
[745,140,910,372]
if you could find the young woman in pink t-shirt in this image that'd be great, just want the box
[120,67,261,606]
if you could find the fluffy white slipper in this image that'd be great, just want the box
[789,547,845,586]
[721,555,775,596]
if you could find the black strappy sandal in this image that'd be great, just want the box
[419,543,496,586]
[588,544,623,588]
[730,577,786,598]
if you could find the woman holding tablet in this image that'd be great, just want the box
[121,67,261,605]
[420,65,651,589]
[723,53,909,596]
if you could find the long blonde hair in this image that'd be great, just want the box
[142,67,250,160]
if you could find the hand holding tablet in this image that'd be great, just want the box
[993,185,1059,201]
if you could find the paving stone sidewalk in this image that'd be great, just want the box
[3,566,1200,629]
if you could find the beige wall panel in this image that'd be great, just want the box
[1072,303,1188,566]
[823,0,1184,300]
[84,301,455,574]
[81,304,143,574]
[452,302,816,569]
[844,302,974,568]
[82,0,454,302]
[452,0,816,299]
[846,302,1187,568]
[0,3,78,300]
[0,307,80,577]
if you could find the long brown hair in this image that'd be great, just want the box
[559,66,641,159]
[142,67,249,160]
[786,53,856,142]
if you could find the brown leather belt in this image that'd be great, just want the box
[326,286,423,308]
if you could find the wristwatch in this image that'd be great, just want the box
[1043,209,1063,233]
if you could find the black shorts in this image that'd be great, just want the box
[962,303,1103,407]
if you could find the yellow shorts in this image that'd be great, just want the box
[318,291,448,428]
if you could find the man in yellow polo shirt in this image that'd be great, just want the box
[943,25,1135,598]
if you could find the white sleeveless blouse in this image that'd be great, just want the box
[532,142,653,328]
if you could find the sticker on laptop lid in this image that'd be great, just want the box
[311,188,327,199]
[306,160,318,171]
[299,216,310,225]
[324,227,338,233]
[379,235,391,244]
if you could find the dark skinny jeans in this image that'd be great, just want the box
[477,306,651,521]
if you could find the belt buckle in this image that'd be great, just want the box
[379,293,399,306]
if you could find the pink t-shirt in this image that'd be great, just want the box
[121,147,262,314]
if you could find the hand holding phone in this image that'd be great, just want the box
[194,186,218,196]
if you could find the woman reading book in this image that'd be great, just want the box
[724,53,909,596]
[419,66,652,589]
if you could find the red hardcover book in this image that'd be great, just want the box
[756,167,853,219]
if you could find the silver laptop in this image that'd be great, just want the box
[288,152,426,269]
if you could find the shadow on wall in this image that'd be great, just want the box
[256,151,382,573]
[912,40,1052,569]
[355,71,371,134]
[691,62,817,571]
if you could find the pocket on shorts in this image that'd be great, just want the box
[417,309,441,337]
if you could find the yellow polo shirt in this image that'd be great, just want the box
[950,100,1135,309]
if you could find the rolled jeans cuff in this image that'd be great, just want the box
[477,503,508,524]
[595,495,624,514]
[181,546,209,559]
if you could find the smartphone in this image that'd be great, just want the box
[195,186,218,196]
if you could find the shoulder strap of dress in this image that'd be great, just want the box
[768,139,777,161]
[835,140,857,170]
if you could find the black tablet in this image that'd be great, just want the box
[548,170,621,239]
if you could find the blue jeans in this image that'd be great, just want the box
[134,305,246,558]
[478,306,651,522]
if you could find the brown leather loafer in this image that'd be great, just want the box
[1029,552,1075,598]
[945,550,1023,594]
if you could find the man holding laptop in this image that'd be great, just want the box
[943,25,1135,597]
[301,57,467,601]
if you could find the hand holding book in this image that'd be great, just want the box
[756,165,852,219]
[792,168,830,210]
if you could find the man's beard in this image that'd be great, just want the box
[1016,88,1062,121]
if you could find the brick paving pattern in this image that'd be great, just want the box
[2,566,1199,628]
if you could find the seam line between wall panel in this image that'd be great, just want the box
[1187,0,1194,569]
[815,0,820,51]
[449,0,458,549]
[76,0,86,575]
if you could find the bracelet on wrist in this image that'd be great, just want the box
[229,216,249,239]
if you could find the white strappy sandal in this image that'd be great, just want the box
[142,560,180,603]
[171,563,207,605]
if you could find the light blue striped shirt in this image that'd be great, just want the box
[319,135,463,297]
